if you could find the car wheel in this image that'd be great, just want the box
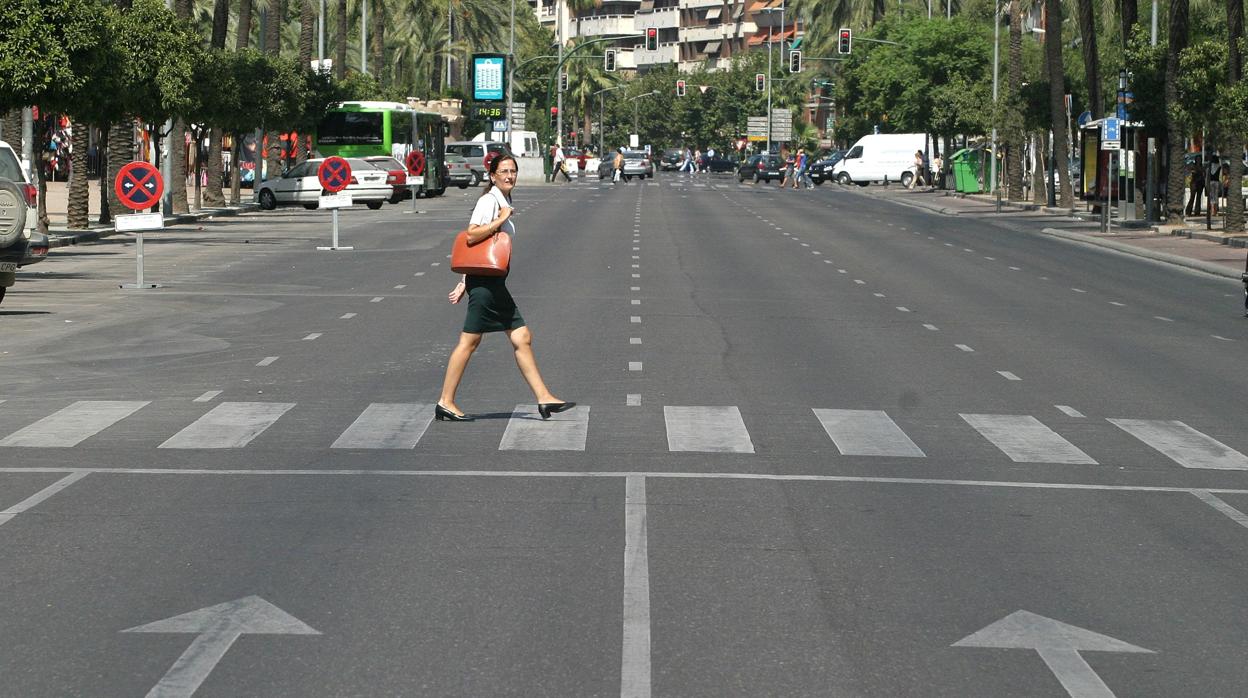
[836,172,851,185]
[258,189,277,210]
[366,201,383,210]
[389,193,403,205]
[471,172,481,187]
[0,285,5,305]
[899,172,914,188]
[303,203,318,210]
[457,183,468,189]
[0,180,28,247]
[753,172,761,184]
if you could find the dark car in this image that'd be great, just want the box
[737,154,784,183]
[808,150,846,185]
[659,148,683,171]
[703,156,738,173]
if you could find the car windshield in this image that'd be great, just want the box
[0,147,25,183]
[446,144,483,158]
[368,157,403,170]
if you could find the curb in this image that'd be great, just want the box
[1171,227,1248,249]
[1040,227,1244,280]
[47,204,261,248]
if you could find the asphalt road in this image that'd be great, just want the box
[1,173,1247,696]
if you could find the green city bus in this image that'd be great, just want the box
[314,101,449,197]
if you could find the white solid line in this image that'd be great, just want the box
[1193,490,1248,530]
[331,403,434,449]
[1109,419,1248,470]
[393,285,406,289]
[665,406,754,453]
[621,474,653,698]
[923,324,939,331]
[160,402,295,449]
[1071,288,1086,293]
[414,272,426,276]
[370,297,384,303]
[302,333,322,341]
[256,356,279,367]
[1154,316,1173,322]
[193,391,222,403]
[339,313,356,319]
[631,316,641,323]
[1213,335,1234,342]
[626,394,642,406]
[956,344,975,352]
[0,401,150,448]
[896,307,911,312]
[1109,301,1125,307]
[630,338,642,344]
[1056,405,1086,419]
[0,472,89,527]
[814,409,926,458]
[961,414,1097,464]
[499,404,590,451]
[998,371,1021,381]
[629,362,643,371]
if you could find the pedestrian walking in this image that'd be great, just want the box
[437,154,575,422]
[791,149,806,190]
[931,152,943,190]
[613,147,625,183]
[908,150,925,189]
[553,145,572,182]
[779,148,793,189]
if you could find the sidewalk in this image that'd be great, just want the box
[850,186,1248,281]
[40,178,260,248]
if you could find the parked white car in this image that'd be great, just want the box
[256,158,391,210]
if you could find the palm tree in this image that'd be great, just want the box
[299,0,315,66]
[1164,0,1189,224]
[1121,0,1138,47]
[1046,0,1072,207]
[238,0,253,48]
[565,37,615,147]
[369,0,386,82]
[336,0,347,79]
[1226,0,1244,232]
[264,0,285,182]
[391,3,450,97]
[1006,0,1024,201]
[168,0,192,214]
[202,0,231,206]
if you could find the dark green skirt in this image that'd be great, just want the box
[463,275,526,334]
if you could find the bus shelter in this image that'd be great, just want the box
[1079,118,1146,222]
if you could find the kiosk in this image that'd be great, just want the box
[1079,118,1147,226]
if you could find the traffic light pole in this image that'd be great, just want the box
[544,34,642,181]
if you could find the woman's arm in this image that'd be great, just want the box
[464,206,512,244]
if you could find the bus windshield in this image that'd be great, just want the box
[317,111,384,145]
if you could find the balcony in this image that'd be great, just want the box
[635,6,679,30]
[680,25,723,43]
[633,43,680,66]
[575,14,636,37]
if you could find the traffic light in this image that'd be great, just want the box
[676,79,686,97]
[838,28,852,54]
[559,71,568,92]
[755,73,765,92]
[605,49,617,72]
[549,106,558,129]
[789,50,802,74]
[645,28,658,51]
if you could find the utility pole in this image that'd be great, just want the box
[318,0,325,63]
[989,1,1001,195]
[361,0,368,75]
[556,0,564,147]
[507,0,515,148]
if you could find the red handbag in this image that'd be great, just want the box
[450,229,511,276]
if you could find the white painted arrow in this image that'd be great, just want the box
[953,610,1153,698]
[123,596,320,698]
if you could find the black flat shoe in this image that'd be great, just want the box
[435,404,473,422]
[537,401,576,420]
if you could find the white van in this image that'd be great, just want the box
[475,130,541,158]
[832,133,928,186]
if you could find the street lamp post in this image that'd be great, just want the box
[989,1,1001,197]
[507,0,515,148]
[631,90,659,135]
[594,84,628,154]
[760,7,781,154]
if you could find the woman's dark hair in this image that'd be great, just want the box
[483,153,519,194]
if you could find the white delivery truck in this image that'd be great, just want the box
[831,133,928,187]
[475,130,541,158]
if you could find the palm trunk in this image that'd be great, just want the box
[67,122,90,229]
[335,0,347,79]
[1226,0,1244,232]
[237,0,253,49]
[1032,132,1047,205]
[231,132,243,204]
[204,128,226,206]
[1,109,21,154]
[1164,0,1189,224]
[106,121,133,218]
[370,0,385,82]
[168,119,189,213]
[1006,0,1024,201]
[1121,0,1139,46]
[1046,0,1073,208]
[265,2,284,183]
[1076,0,1101,118]
[299,0,315,66]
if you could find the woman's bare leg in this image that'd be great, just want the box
[505,326,561,403]
[438,332,482,413]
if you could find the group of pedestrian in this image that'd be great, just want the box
[778,148,814,189]
[1184,155,1236,217]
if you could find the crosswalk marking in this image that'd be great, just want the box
[665,406,754,453]
[331,403,434,449]
[961,414,1097,464]
[1109,419,1248,470]
[499,404,590,451]
[159,402,295,449]
[813,409,925,457]
[0,401,150,447]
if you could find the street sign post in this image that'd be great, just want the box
[114,161,165,290]
[317,156,353,251]
[405,150,426,212]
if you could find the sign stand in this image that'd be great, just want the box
[405,150,426,215]
[114,161,165,290]
[316,157,353,251]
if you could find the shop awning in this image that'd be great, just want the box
[705,6,722,20]
[703,40,721,53]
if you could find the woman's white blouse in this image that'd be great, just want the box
[469,187,515,236]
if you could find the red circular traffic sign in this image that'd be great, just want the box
[405,151,426,176]
[483,150,501,171]
[114,161,164,211]
[318,157,352,193]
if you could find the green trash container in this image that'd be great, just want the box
[951,148,982,194]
